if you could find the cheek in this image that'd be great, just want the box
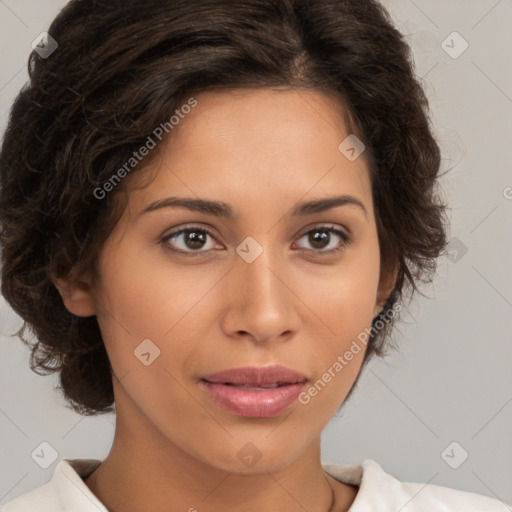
[295,236,381,386]
[299,236,381,333]
[95,237,193,332]
[92,239,224,376]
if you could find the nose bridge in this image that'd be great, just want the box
[223,239,298,341]
[242,243,282,303]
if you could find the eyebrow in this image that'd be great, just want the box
[139,194,367,219]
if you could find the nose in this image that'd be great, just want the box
[220,244,301,345]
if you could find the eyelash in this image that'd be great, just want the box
[161,224,351,257]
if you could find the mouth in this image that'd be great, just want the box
[199,365,308,418]
[201,364,308,386]
[207,382,297,389]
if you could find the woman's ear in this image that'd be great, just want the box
[51,269,97,317]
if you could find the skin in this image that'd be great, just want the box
[55,87,395,512]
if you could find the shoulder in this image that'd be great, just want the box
[1,480,59,512]
[1,459,104,512]
[322,458,511,511]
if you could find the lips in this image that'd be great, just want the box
[202,365,308,387]
[200,365,308,418]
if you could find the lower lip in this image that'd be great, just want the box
[200,380,307,418]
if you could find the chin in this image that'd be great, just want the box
[197,439,306,475]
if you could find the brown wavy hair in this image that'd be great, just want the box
[0,0,447,415]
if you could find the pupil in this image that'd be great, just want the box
[186,230,206,249]
[310,230,329,249]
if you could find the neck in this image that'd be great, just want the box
[83,396,357,512]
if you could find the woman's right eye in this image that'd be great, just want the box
[162,226,220,255]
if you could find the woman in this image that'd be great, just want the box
[0,0,508,510]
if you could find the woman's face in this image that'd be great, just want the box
[82,88,389,473]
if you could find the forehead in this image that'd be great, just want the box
[123,87,373,220]
[166,87,358,159]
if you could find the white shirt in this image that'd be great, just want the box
[1,458,509,511]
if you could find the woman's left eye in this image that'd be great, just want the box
[161,225,350,256]
[294,225,350,253]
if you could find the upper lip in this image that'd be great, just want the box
[202,365,308,386]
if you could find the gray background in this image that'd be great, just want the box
[1,0,511,507]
